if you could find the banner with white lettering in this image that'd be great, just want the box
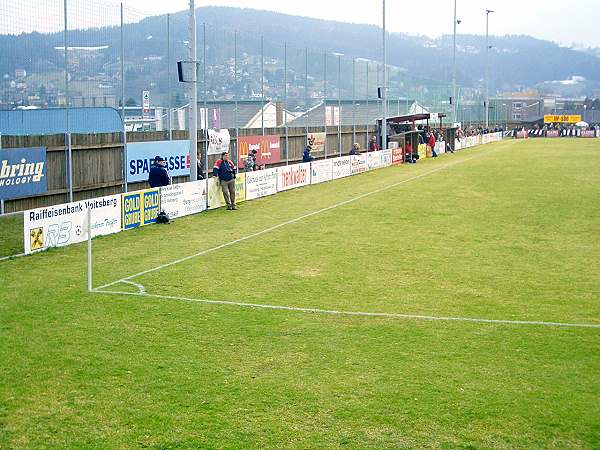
[277,163,311,192]
[127,140,191,183]
[0,147,47,200]
[23,194,121,254]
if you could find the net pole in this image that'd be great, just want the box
[167,13,173,140]
[0,132,3,214]
[87,207,93,292]
[121,3,128,193]
[323,52,327,158]
[284,42,289,165]
[189,0,198,182]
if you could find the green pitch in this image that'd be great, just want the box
[1,139,599,448]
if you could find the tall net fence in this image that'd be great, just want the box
[0,0,482,129]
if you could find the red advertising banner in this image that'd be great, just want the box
[546,130,560,137]
[581,130,596,138]
[392,148,404,165]
[238,135,281,166]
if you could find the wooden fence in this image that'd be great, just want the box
[1,125,376,213]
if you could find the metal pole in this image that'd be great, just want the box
[234,30,239,167]
[324,52,327,158]
[284,42,289,165]
[352,58,356,146]
[0,133,3,215]
[64,0,72,202]
[167,13,172,140]
[485,10,493,129]
[452,0,457,122]
[203,22,207,179]
[67,132,73,202]
[366,61,369,149]
[338,54,341,156]
[261,35,264,135]
[382,0,387,151]
[87,207,92,292]
[189,0,198,181]
[305,47,309,145]
[120,3,128,193]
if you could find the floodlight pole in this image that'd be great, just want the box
[452,0,457,123]
[382,0,387,151]
[189,0,198,181]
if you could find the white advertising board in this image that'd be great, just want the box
[310,159,333,185]
[381,149,392,167]
[207,129,231,155]
[245,168,278,200]
[367,151,383,170]
[277,163,311,192]
[350,154,367,175]
[331,156,351,179]
[24,194,121,254]
[160,180,207,219]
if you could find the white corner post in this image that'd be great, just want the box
[382,0,387,151]
[87,207,93,292]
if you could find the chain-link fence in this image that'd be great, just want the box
[1,0,480,127]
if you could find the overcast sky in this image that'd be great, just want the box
[116,0,600,47]
[3,0,599,48]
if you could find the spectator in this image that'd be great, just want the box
[368,136,378,152]
[303,145,314,162]
[428,132,438,157]
[196,156,205,180]
[244,149,257,172]
[349,143,361,155]
[212,151,238,210]
[148,155,171,188]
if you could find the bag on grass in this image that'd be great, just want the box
[156,211,170,224]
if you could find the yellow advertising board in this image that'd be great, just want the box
[544,115,582,124]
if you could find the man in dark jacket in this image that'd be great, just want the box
[148,155,171,188]
[303,145,314,162]
[212,151,237,210]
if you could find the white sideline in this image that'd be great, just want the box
[94,147,501,292]
[93,290,600,330]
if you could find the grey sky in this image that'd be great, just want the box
[116,0,600,48]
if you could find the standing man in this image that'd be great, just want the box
[213,151,238,210]
[148,155,171,188]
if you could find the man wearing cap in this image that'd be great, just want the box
[148,155,171,188]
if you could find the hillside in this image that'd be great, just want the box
[1,6,598,109]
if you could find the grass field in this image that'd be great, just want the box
[1,139,599,448]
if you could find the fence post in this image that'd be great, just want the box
[120,3,128,193]
[66,132,73,203]
[0,132,3,215]
[284,42,289,165]
[323,52,327,158]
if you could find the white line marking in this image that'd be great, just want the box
[93,290,600,330]
[95,147,502,291]
[121,280,146,294]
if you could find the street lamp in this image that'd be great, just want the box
[485,9,494,129]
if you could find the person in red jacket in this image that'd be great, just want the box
[428,132,438,157]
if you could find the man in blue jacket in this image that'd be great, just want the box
[213,151,238,210]
[303,145,314,162]
[148,155,171,188]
